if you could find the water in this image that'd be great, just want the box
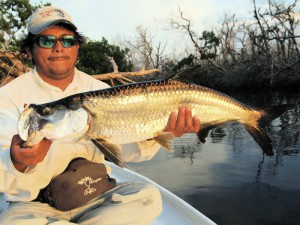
[128,89,300,225]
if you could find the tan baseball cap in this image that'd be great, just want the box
[27,6,77,34]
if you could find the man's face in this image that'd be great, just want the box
[28,25,79,81]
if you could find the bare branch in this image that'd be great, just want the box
[92,68,159,81]
[107,56,119,73]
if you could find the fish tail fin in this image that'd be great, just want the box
[259,104,295,127]
[244,124,273,156]
[244,103,294,156]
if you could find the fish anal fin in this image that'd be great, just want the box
[244,124,273,156]
[92,139,125,168]
[153,132,174,151]
[197,125,217,143]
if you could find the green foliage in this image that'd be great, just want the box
[161,59,176,73]
[199,30,220,60]
[0,0,50,50]
[0,1,132,77]
[77,37,133,74]
[200,31,220,47]
[172,54,197,72]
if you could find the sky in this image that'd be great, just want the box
[29,0,254,38]
[28,0,256,53]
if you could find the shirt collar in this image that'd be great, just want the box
[32,67,79,93]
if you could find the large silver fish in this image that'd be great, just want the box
[18,78,278,167]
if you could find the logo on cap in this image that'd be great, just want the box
[39,9,66,19]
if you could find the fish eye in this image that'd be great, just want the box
[69,96,82,110]
[70,96,81,104]
[40,106,54,115]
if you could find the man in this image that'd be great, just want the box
[0,6,200,225]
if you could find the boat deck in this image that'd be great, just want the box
[0,162,216,225]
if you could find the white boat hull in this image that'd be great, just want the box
[0,162,216,225]
[107,162,216,225]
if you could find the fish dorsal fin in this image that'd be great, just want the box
[153,132,175,151]
[167,65,201,81]
[91,139,125,168]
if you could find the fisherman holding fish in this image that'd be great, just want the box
[0,6,200,224]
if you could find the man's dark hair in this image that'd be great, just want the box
[21,23,86,54]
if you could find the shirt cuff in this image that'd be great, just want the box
[3,149,35,175]
[119,140,161,162]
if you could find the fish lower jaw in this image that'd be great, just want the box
[23,131,45,147]
[51,124,90,143]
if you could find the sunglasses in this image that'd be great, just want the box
[33,35,78,49]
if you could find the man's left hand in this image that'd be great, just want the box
[164,106,200,137]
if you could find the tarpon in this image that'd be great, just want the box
[18,78,283,167]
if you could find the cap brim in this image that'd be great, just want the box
[29,19,77,35]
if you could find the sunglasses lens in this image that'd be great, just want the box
[35,35,77,48]
[60,36,77,47]
[38,36,56,48]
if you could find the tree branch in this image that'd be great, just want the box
[92,68,159,80]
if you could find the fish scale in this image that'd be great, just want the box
[78,80,259,144]
[18,78,278,166]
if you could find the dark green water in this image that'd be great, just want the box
[129,89,300,225]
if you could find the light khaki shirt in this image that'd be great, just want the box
[0,68,160,202]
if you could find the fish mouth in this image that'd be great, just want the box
[18,105,89,146]
[18,107,34,141]
[18,107,48,146]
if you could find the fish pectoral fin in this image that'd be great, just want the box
[153,132,175,151]
[91,139,125,168]
[82,105,97,117]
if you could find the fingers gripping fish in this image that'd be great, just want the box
[18,78,280,167]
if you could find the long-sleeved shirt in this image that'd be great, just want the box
[0,68,160,202]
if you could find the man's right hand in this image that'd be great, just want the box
[10,134,52,172]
